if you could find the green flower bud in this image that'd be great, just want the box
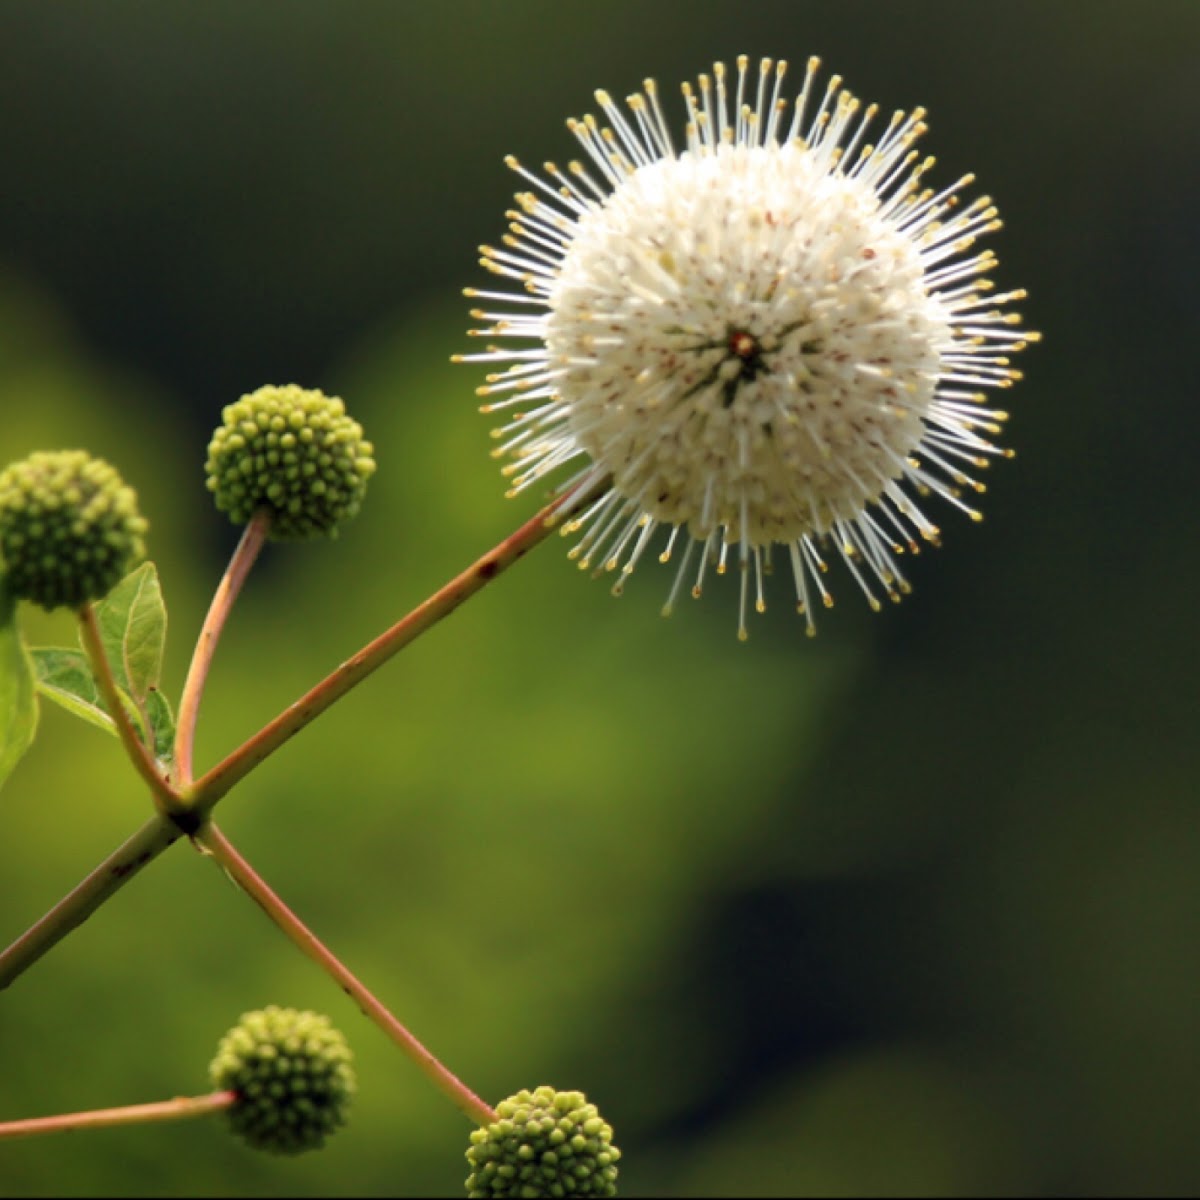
[209,1006,356,1155]
[0,450,147,611]
[466,1086,621,1198]
[205,384,376,539]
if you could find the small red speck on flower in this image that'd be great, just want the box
[730,332,757,358]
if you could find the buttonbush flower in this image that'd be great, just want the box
[0,449,147,611]
[209,1006,356,1155]
[457,56,1037,637]
[205,385,376,540]
[465,1085,620,1198]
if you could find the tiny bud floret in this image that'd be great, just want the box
[466,1085,620,1197]
[0,449,147,610]
[209,1006,356,1155]
[205,384,376,539]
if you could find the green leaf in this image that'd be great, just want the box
[34,646,177,767]
[32,646,118,737]
[86,561,173,763]
[23,567,176,767]
[88,562,167,705]
[0,584,39,792]
[144,686,176,765]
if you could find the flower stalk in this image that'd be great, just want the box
[0,814,183,991]
[190,487,595,812]
[174,509,272,786]
[0,490,595,990]
[78,603,178,812]
[0,1091,236,1141]
[195,821,497,1127]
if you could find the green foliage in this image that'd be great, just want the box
[29,563,174,763]
[88,563,173,762]
[0,582,38,792]
[31,647,115,735]
[91,562,167,710]
[31,648,175,765]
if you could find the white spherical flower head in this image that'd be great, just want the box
[457,56,1037,638]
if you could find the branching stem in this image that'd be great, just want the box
[0,485,602,991]
[0,815,183,991]
[191,488,594,812]
[195,821,496,1127]
[0,1090,236,1140]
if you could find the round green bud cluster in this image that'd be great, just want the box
[0,450,147,611]
[205,384,376,539]
[466,1086,621,1198]
[209,1006,356,1155]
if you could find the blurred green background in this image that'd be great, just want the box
[1,1,1197,1195]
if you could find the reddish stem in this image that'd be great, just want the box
[195,821,497,1127]
[190,488,593,812]
[0,1090,236,1140]
[0,815,183,991]
[175,510,272,785]
[78,603,177,812]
